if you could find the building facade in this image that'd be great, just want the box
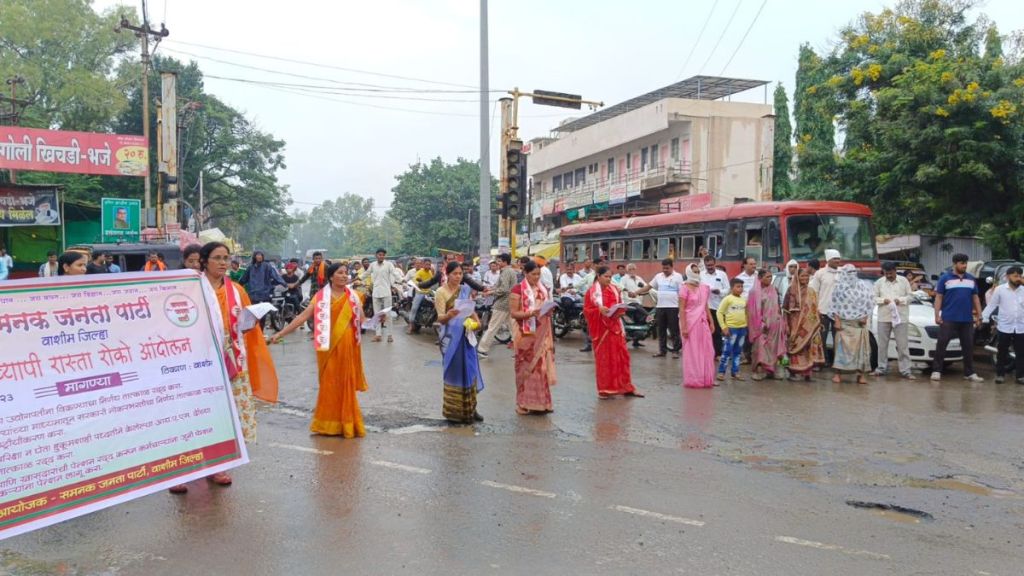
[526,76,774,234]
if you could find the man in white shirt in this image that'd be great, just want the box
[699,252,730,358]
[535,255,554,293]
[368,248,402,343]
[736,256,758,299]
[557,263,576,294]
[635,258,684,358]
[982,265,1024,383]
[619,263,646,305]
[810,249,843,364]
[874,261,915,378]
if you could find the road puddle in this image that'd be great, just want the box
[906,476,1018,498]
[737,455,821,482]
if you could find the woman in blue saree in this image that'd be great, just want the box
[435,261,486,423]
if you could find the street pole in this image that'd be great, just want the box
[477,0,491,263]
[3,76,26,183]
[500,97,513,253]
[198,170,204,231]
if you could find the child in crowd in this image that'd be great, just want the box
[717,278,749,382]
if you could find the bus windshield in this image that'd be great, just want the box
[786,214,876,261]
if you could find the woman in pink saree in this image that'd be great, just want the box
[509,260,557,414]
[679,263,716,388]
[748,269,788,380]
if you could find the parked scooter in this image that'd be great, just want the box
[398,291,438,334]
[621,303,656,348]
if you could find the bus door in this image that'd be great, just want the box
[763,217,782,270]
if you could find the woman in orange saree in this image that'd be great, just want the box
[783,267,825,381]
[509,260,557,414]
[582,266,643,399]
[170,242,280,493]
[274,262,368,438]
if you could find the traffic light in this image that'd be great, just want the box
[496,192,508,218]
[505,140,525,220]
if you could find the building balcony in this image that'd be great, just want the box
[535,161,692,217]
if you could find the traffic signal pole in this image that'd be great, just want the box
[502,88,602,257]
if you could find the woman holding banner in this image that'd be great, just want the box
[272,262,369,438]
[169,242,279,494]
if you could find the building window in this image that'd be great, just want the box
[563,171,573,188]
[651,144,659,170]
[626,152,632,173]
[574,167,586,186]
[607,158,615,182]
[641,147,649,171]
[553,175,562,191]
[671,138,679,161]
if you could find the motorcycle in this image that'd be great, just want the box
[476,299,512,345]
[552,294,586,339]
[398,290,438,334]
[621,303,656,348]
[267,285,298,332]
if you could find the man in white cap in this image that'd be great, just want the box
[810,249,843,364]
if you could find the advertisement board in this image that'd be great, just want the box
[0,127,148,177]
[100,198,142,243]
[0,271,248,540]
[0,186,60,227]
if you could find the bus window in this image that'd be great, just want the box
[657,238,670,260]
[706,234,722,259]
[631,240,644,261]
[611,241,624,261]
[668,238,677,260]
[766,219,781,259]
[643,239,653,259]
[681,235,696,259]
[725,223,741,256]
[786,214,876,261]
[745,224,763,264]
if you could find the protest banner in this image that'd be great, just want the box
[0,127,149,177]
[0,271,248,541]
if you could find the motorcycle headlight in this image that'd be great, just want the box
[907,324,921,338]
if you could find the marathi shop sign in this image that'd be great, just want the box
[0,271,248,540]
[0,186,60,227]
[0,127,148,177]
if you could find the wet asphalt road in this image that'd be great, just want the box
[3,323,1024,576]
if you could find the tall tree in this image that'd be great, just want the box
[772,83,793,198]
[389,158,498,256]
[793,43,839,198]
[799,0,1024,256]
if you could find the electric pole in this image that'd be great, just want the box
[1,76,28,183]
[117,1,168,226]
[478,0,491,263]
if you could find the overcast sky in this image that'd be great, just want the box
[94,0,1021,216]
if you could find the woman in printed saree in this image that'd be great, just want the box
[783,267,825,381]
[748,269,788,380]
[509,260,557,414]
[273,262,368,438]
[679,263,716,389]
[831,264,873,384]
[170,242,280,494]
[583,266,643,399]
[435,261,485,423]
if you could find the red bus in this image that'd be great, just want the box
[559,200,879,278]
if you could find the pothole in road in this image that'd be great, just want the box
[905,476,1017,498]
[846,500,935,524]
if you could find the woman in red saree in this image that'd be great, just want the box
[171,242,279,493]
[273,262,368,437]
[583,266,643,399]
[509,260,557,414]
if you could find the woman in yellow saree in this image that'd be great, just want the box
[274,262,368,438]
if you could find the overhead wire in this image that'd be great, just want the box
[718,0,768,75]
[201,74,487,103]
[696,0,745,75]
[163,38,479,89]
[674,0,721,80]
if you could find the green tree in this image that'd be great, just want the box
[793,43,839,198]
[389,158,498,256]
[285,193,397,258]
[772,83,793,198]
[799,0,1024,256]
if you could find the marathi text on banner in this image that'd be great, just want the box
[0,127,148,177]
[0,186,60,227]
[0,271,248,541]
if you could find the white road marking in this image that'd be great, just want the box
[267,442,333,456]
[479,480,557,498]
[609,505,705,527]
[775,536,890,560]
[370,460,433,474]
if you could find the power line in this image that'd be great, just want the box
[719,0,768,75]
[201,74,486,103]
[674,0,721,80]
[164,38,479,89]
[697,0,744,75]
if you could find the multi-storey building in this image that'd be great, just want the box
[526,76,774,234]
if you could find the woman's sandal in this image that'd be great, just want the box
[208,472,232,486]
[168,484,188,494]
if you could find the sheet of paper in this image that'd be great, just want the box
[239,302,277,331]
[603,303,627,317]
[454,298,477,321]
[539,301,559,316]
